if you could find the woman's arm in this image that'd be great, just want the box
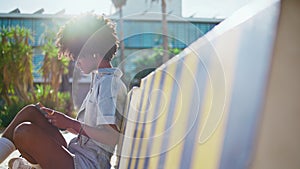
[78,123,120,146]
[41,107,119,146]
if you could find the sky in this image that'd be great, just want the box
[0,0,254,18]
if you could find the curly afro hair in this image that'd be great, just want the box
[56,13,119,61]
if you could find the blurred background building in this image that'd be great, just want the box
[0,0,222,106]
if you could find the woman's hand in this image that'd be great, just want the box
[41,107,76,130]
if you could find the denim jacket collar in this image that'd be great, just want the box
[95,68,122,79]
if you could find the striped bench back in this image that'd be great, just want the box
[116,1,300,169]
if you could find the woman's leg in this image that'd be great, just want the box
[2,104,67,147]
[13,122,74,169]
[0,104,71,167]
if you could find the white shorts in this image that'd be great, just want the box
[68,137,112,169]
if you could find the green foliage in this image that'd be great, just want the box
[0,26,34,105]
[132,46,181,71]
[0,24,73,127]
[30,84,71,113]
[125,46,181,89]
[37,23,72,115]
[0,101,27,127]
[40,23,70,88]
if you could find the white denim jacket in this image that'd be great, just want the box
[76,68,127,152]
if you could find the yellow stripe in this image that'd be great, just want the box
[118,88,141,169]
[163,53,200,169]
[190,81,223,169]
[190,30,240,169]
[147,63,178,169]
[130,74,154,169]
[117,91,132,169]
[193,70,223,169]
[136,69,163,168]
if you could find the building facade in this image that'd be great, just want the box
[0,9,221,106]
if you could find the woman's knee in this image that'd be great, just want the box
[13,123,43,164]
[17,104,42,120]
[13,122,34,148]
[20,104,38,114]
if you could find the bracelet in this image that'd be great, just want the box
[76,124,83,143]
[78,125,83,136]
[77,124,89,145]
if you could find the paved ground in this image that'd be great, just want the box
[0,132,117,169]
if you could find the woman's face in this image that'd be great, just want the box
[76,54,101,74]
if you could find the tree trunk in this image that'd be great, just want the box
[119,7,125,74]
[162,0,169,63]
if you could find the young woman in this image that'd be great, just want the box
[0,13,127,169]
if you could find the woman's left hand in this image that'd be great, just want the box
[41,107,75,130]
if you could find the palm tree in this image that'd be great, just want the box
[150,0,169,62]
[39,24,70,107]
[0,26,34,105]
[112,0,127,73]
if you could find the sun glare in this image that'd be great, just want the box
[62,0,114,15]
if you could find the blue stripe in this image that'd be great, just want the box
[127,78,148,169]
[178,57,208,169]
[157,60,184,168]
[143,70,167,169]
[134,73,156,169]
[116,91,134,168]
[218,7,277,169]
